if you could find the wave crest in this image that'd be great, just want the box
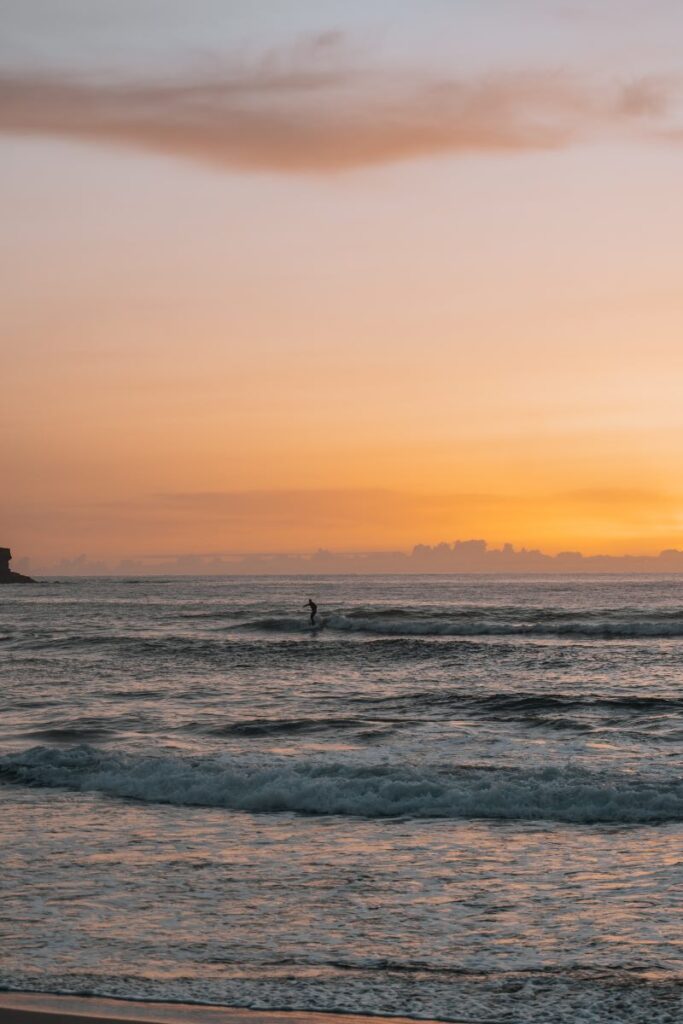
[245,606,683,639]
[2,745,682,824]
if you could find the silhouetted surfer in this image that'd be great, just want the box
[304,598,318,626]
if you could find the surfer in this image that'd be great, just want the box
[304,598,318,626]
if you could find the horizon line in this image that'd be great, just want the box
[15,539,683,577]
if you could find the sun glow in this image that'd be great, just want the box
[3,3,683,569]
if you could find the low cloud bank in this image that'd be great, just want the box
[22,540,683,576]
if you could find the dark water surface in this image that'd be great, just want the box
[1,575,682,1022]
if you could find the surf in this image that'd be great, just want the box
[3,745,683,824]
[244,605,683,639]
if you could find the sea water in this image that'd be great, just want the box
[1,575,682,1023]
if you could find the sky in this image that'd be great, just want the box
[2,0,683,569]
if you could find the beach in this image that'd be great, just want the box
[0,995,458,1024]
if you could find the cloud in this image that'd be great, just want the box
[613,76,672,117]
[29,539,683,576]
[12,484,683,573]
[156,485,675,517]
[0,37,675,173]
[654,126,683,144]
[557,486,681,526]
[153,488,502,529]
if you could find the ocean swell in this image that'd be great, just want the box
[246,606,683,639]
[1,745,682,824]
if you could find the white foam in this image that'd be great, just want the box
[3,745,682,824]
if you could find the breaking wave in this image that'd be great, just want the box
[2,745,682,824]
[245,606,683,639]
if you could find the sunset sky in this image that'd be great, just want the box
[3,0,683,568]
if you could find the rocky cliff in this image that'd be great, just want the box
[0,548,36,583]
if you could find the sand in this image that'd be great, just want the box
[0,994,470,1024]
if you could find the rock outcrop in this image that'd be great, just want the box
[0,548,36,583]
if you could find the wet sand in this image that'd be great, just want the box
[0,995,469,1024]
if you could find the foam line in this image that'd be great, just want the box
[2,745,682,824]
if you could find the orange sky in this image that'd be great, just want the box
[2,2,683,567]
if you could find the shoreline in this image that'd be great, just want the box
[0,994,472,1024]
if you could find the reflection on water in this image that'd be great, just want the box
[1,575,683,1023]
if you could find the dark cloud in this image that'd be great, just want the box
[0,38,676,173]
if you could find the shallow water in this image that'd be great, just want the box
[1,575,682,1022]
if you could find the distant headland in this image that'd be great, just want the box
[0,548,36,584]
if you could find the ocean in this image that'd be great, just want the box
[1,574,682,1023]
